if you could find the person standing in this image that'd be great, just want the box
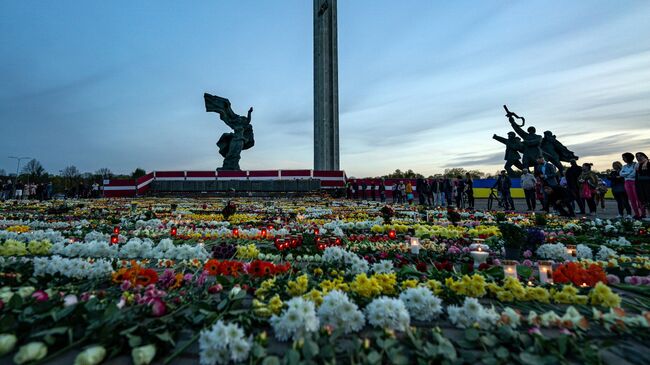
[360,181,367,200]
[444,177,454,207]
[416,178,427,205]
[621,152,643,219]
[398,181,406,204]
[455,176,465,208]
[609,162,632,218]
[432,178,441,206]
[46,181,53,200]
[521,169,537,211]
[566,159,585,214]
[635,152,650,219]
[405,181,414,205]
[535,157,559,187]
[464,173,474,209]
[370,181,376,201]
[392,182,398,204]
[493,170,514,210]
[578,163,598,215]
[379,179,386,202]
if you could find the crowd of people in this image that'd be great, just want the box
[345,151,649,220]
[0,180,54,201]
[0,179,103,201]
[491,152,650,219]
[345,174,475,209]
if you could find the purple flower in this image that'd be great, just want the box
[183,273,193,282]
[120,280,132,291]
[523,250,533,258]
[196,270,208,287]
[151,299,167,317]
[522,259,533,267]
[606,275,620,285]
[493,259,501,266]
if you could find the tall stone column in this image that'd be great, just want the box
[313,0,339,171]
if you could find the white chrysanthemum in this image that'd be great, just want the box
[576,244,592,260]
[199,320,251,365]
[501,307,521,328]
[270,297,319,341]
[318,290,365,333]
[399,287,442,321]
[462,297,483,320]
[596,245,617,261]
[372,260,394,274]
[365,297,410,331]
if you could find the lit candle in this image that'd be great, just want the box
[410,237,421,255]
[113,226,120,235]
[388,229,397,239]
[470,248,489,266]
[566,245,576,261]
[538,261,553,284]
[170,226,177,237]
[502,260,518,279]
[110,235,119,244]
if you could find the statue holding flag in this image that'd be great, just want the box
[204,93,255,171]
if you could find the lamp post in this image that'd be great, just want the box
[8,156,30,199]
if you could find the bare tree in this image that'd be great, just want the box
[60,165,80,178]
[22,159,45,180]
[95,168,113,179]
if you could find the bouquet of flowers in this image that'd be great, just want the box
[380,205,395,224]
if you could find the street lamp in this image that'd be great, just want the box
[8,156,30,199]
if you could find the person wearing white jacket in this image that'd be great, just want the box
[520,170,537,211]
[621,152,642,218]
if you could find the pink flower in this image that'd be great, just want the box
[151,299,167,317]
[208,284,223,294]
[493,259,501,266]
[183,274,193,282]
[559,328,573,336]
[32,290,49,302]
[120,280,132,291]
[523,250,532,258]
[522,260,533,267]
[528,327,542,336]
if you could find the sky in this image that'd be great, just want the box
[1,0,649,178]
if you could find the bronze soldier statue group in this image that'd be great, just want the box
[492,106,582,217]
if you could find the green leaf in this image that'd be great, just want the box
[557,335,567,355]
[464,328,480,342]
[517,265,533,281]
[480,335,497,347]
[156,331,175,345]
[388,350,409,365]
[367,351,382,364]
[519,352,544,365]
[496,347,509,359]
[286,349,300,365]
[30,326,69,338]
[7,294,23,310]
[127,334,142,347]
[51,305,76,322]
[262,356,280,365]
[302,340,319,359]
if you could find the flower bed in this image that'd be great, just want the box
[0,197,649,364]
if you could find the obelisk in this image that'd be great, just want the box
[313,0,339,171]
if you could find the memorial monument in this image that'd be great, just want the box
[314,0,340,171]
[204,93,255,171]
[496,105,578,175]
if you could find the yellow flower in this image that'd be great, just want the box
[304,289,323,306]
[425,280,443,295]
[286,274,309,297]
[589,282,621,308]
[401,279,418,289]
[350,273,382,298]
[313,268,323,276]
[268,295,284,314]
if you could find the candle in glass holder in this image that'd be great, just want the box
[502,260,518,279]
[566,245,576,261]
[388,229,397,240]
[470,246,489,266]
[410,237,421,254]
[538,261,553,284]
